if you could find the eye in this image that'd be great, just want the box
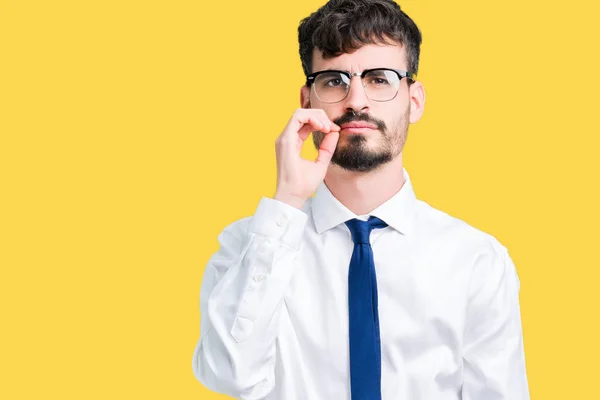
[369,77,390,85]
[325,78,343,87]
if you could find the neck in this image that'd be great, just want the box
[324,153,406,216]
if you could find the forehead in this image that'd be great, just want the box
[311,42,407,73]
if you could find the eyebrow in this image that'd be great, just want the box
[318,68,387,74]
[311,68,350,74]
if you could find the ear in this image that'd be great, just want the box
[408,80,426,124]
[300,85,311,109]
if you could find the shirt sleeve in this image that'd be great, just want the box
[461,242,531,399]
[192,196,308,399]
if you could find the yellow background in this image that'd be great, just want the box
[1,0,599,398]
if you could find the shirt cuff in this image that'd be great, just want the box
[248,196,308,250]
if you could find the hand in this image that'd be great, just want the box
[273,108,340,209]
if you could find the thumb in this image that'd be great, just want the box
[314,131,339,167]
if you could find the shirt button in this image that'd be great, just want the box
[276,215,288,227]
[253,274,267,283]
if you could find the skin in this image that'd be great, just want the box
[274,40,425,215]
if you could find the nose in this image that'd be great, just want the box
[343,74,370,115]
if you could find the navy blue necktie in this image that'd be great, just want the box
[344,216,388,400]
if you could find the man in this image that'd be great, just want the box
[192,0,530,399]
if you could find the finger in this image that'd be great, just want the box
[315,109,333,132]
[286,114,323,137]
[281,110,332,152]
[295,110,322,127]
[315,131,339,167]
[298,116,329,145]
[297,123,314,142]
[308,116,327,132]
[281,116,324,156]
[297,109,331,133]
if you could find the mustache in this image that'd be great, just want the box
[333,111,386,132]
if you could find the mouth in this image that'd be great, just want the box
[340,126,377,134]
[339,122,378,134]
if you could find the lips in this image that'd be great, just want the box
[340,122,378,134]
[340,122,378,130]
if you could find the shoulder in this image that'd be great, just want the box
[413,200,520,290]
[413,199,509,259]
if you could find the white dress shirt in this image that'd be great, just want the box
[192,167,530,400]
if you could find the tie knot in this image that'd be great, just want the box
[344,216,388,244]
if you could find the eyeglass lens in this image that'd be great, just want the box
[313,69,401,103]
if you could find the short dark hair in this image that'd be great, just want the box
[298,0,422,78]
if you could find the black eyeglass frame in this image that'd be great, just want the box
[305,68,415,103]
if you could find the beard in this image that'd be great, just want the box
[312,105,410,173]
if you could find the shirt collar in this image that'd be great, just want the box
[311,167,418,236]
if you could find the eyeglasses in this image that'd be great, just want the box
[306,68,414,103]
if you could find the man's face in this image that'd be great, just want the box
[301,42,424,173]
